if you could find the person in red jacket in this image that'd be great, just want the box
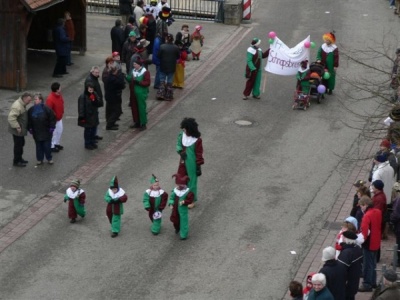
[371,180,387,240]
[45,82,65,152]
[358,196,382,292]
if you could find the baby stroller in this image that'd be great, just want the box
[308,62,325,103]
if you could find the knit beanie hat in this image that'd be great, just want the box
[375,153,387,163]
[383,269,398,282]
[70,179,80,188]
[372,180,384,190]
[321,246,335,262]
[342,230,357,240]
[380,139,391,149]
[251,38,261,47]
[345,216,358,229]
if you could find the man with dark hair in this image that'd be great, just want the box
[358,196,382,292]
[46,82,65,152]
[110,19,125,54]
[52,18,71,78]
[8,92,33,167]
[119,0,133,26]
[289,281,303,299]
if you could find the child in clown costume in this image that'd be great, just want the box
[63,179,86,223]
[316,32,339,95]
[176,117,204,208]
[127,57,151,131]
[143,174,168,235]
[104,176,128,238]
[169,174,194,240]
[296,60,311,93]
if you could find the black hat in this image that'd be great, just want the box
[390,105,400,121]
[383,269,398,282]
[342,230,358,240]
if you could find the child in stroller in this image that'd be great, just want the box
[308,61,325,103]
[293,60,311,110]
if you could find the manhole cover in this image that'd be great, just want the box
[235,120,253,126]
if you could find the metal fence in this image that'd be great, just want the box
[86,0,224,22]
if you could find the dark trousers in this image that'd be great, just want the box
[84,127,96,146]
[105,101,120,127]
[130,94,139,124]
[53,55,67,75]
[35,140,52,162]
[13,135,25,163]
[362,249,377,289]
[396,231,400,264]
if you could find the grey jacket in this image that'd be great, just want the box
[8,97,29,136]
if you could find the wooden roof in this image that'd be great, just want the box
[20,0,64,12]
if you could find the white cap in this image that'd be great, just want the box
[322,246,335,262]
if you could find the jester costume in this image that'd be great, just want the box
[127,63,151,129]
[63,179,86,223]
[296,61,311,93]
[243,38,270,99]
[104,176,128,237]
[316,32,339,93]
[169,174,194,240]
[177,130,204,203]
[143,175,168,235]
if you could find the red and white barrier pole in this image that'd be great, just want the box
[243,0,251,20]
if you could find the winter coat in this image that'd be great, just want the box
[122,39,138,69]
[372,191,387,214]
[85,73,104,106]
[158,43,180,73]
[65,19,75,41]
[110,25,125,53]
[8,98,29,136]
[337,243,363,298]
[319,260,347,300]
[390,196,400,234]
[372,161,395,204]
[78,91,102,128]
[104,70,126,103]
[307,287,334,300]
[375,285,400,300]
[46,92,64,121]
[361,207,382,251]
[27,104,56,142]
[53,25,70,56]
[152,36,162,66]
[119,0,133,15]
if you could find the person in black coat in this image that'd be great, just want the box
[156,33,180,101]
[78,83,102,150]
[337,231,363,300]
[119,0,133,26]
[28,93,56,165]
[319,246,347,300]
[110,19,125,54]
[103,63,126,130]
[52,18,71,78]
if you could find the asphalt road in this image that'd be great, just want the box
[0,1,398,299]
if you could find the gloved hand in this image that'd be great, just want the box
[180,151,187,160]
[28,128,33,135]
[196,165,202,177]
[49,128,55,134]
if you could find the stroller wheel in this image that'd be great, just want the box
[307,102,311,107]
[292,104,296,110]
[303,106,307,111]
[317,94,321,104]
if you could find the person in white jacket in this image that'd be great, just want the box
[372,153,395,204]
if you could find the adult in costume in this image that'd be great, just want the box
[143,174,168,235]
[176,117,204,208]
[127,58,151,130]
[172,40,188,88]
[243,38,270,100]
[104,176,128,238]
[64,179,86,223]
[169,174,194,240]
[316,32,339,95]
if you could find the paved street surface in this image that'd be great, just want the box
[0,0,399,299]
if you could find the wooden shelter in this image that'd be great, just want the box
[0,0,86,90]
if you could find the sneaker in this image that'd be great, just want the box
[48,160,54,165]
[129,123,140,129]
[21,159,28,164]
[70,218,76,223]
[85,145,95,150]
[94,135,103,140]
[243,96,248,100]
[55,144,64,150]
[252,95,261,99]
[36,161,43,165]
[111,232,118,238]
[106,125,119,131]
[91,144,98,149]
[139,125,147,131]
[51,147,59,153]
[13,161,26,167]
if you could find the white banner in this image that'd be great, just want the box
[265,36,310,76]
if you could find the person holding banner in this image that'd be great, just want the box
[243,38,270,100]
[316,32,339,95]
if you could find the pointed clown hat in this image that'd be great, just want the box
[110,176,119,189]
[172,173,189,185]
[150,174,159,184]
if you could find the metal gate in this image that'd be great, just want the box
[86,0,224,22]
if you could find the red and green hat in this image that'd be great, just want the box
[110,176,119,189]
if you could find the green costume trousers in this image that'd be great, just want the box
[111,214,121,233]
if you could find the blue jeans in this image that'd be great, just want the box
[84,127,96,146]
[362,249,377,288]
[35,140,52,161]
[159,71,174,84]
[154,65,160,88]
